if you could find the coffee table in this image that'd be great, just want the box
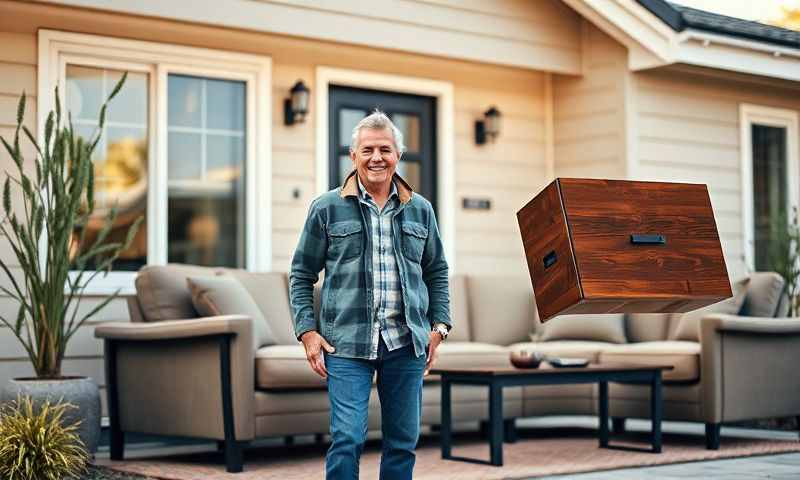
[429,363,673,466]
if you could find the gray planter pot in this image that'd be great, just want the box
[1,376,102,455]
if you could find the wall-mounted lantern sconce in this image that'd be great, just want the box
[475,106,501,145]
[284,80,310,126]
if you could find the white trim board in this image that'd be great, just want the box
[739,104,800,272]
[38,29,272,295]
[314,67,456,272]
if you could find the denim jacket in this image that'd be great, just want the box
[289,171,451,359]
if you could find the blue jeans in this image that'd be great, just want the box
[324,336,426,480]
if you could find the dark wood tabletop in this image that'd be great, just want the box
[430,363,674,376]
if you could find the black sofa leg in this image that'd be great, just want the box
[224,439,244,473]
[705,423,721,450]
[109,428,124,460]
[504,418,517,443]
[611,417,626,435]
[479,420,488,438]
[796,416,800,441]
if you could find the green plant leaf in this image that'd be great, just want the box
[14,303,24,336]
[3,177,10,216]
[44,111,54,152]
[108,71,128,102]
[16,91,25,125]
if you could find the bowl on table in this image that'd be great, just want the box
[509,350,544,369]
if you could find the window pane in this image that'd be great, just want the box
[752,124,788,271]
[396,160,420,191]
[66,64,149,273]
[207,134,244,182]
[66,65,103,122]
[392,113,420,154]
[339,109,365,148]
[167,74,246,268]
[206,78,246,131]
[167,132,202,180]
[168,75,202,128]
[107,70,148,124]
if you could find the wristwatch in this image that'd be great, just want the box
[432,323,449,341]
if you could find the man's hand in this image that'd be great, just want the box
[300,330,335,378]
[424,330,444,376]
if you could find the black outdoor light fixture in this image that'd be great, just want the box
[475,106,501,145]
[284,80,310,126]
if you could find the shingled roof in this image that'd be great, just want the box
[637,0,800,49]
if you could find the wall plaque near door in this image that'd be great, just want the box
[517,178,732,321]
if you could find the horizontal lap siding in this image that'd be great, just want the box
[553,22,627,181]
[633,67,800,280]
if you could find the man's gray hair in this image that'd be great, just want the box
[350,110,406,155]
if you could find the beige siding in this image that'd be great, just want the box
[553,22,628,180]
[633,67,800,280]
[41,0,582,73]
[0,1,551,397]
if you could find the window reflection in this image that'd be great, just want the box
[66,65,148,272]
[167,74,246,268]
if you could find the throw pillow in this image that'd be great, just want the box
[540,313,626,344]
[186,275,276,348]
[671,277,750,342]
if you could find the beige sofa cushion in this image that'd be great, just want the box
[447,275,471,342]
[433,342,512,370]
[221,269,298,345]
[508,341,615,363]
[671,277,749,342]
[135,264,221,322]
[540,314,626,344]
[256,345,326,390]
[599,341,700,382]
[740,272,785,318]
[187,275,275,348]
[625,314,672,343]
[468,275,536,345]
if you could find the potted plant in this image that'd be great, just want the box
[0,73,143,454]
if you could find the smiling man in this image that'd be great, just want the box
[289,110,451,479]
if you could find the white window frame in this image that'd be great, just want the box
[314,67,456,270]
[38,29,272,295]
[739,103,800,272]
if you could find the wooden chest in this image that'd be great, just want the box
[517,178,732,321]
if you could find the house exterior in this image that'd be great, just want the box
[0,0,798,417]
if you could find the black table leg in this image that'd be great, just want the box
[441,378,452,459]
[651,371,663,453]
[598,381,609,448]
[489,382,504,466]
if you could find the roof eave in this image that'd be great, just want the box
[566,0,800,82]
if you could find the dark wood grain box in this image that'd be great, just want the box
[517,178,732,322]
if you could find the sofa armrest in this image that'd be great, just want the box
[96,315,255,442]
[701,314,800,335]
[700,313,800,424]
[95,314,251,341]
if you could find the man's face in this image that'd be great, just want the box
[351,127,400,190]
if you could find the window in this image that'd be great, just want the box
[39,30,272,294]
[740,104,799,272]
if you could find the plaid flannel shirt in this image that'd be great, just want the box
[289,170,451,359]
[356,175,412,359]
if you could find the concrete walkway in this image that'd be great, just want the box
[529,417,800,479]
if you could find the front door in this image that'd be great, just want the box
[328,86,437,212]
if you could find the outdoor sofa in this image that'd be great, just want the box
[94,264,800,472]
